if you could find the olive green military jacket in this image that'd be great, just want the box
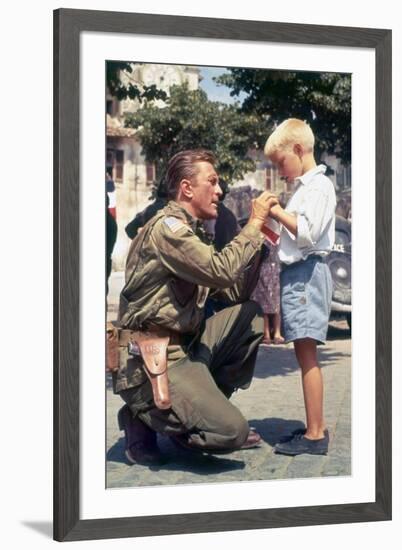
[118,201,265,335]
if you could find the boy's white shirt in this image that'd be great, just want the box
[278,164,337,265]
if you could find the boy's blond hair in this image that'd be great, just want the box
[264,118,315,157]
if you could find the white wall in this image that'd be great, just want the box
[2,1,400,548]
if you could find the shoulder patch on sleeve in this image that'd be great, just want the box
[163,216,189,233]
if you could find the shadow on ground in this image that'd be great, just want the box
[254,340,350,379]
[248,417,306,446]
[254,345,298,378]
[107,435,247,474]
[327,321,351,340]
[318,348,351,369]
[107,417,306,476]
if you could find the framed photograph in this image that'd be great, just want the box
[54,8,392,542]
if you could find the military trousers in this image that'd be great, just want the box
[119,300,264,452]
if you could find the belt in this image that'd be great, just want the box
[118,327,185,346]
[281,254,324,271]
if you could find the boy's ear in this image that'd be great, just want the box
[293,143,304,158]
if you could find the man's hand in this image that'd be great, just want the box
[248,192,279,230]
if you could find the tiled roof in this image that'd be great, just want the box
[106,114,137,137]
[106,126,137,137]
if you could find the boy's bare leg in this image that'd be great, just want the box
[294,338,326,439]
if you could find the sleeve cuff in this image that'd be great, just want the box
[241,223,266,248]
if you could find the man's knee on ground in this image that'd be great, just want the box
[221,416,249,449]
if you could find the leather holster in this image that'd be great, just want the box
[130,330,171,410]
[112,327,172,410]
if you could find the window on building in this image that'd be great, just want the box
[115,150,124,182]
[106,100,113,115]
[106,149,114,176]
[106,148,124,182]
[146,163,156,186]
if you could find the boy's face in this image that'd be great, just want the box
[269,146,303,183]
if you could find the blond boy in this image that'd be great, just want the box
[264,118,336,455]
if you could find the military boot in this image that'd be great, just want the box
[117,405,165,465]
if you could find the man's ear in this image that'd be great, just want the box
[293,143,304,158]
[178,179,193,200]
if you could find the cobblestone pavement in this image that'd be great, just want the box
[106,272,351,488]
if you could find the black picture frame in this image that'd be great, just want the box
[54,8,392,542]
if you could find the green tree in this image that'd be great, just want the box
[217,69,351,164]
[106,61,167,102]
[124,83,272,193]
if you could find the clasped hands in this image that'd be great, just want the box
[249,191,280,228]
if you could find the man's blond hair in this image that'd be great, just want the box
[264,118,315,157]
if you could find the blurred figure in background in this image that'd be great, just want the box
[204,180,241,318]
[106,171,117,218]
[106,172,117,293]
[213,180,241,251]
[251,241,283,345]
[125,180,168,239]
[251,191,286,345]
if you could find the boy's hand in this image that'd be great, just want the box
[249,192,279,229]
[268,203,283,220]
[268,205,298,237]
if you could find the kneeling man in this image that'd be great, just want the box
[111,149,277,464]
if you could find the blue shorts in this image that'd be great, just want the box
[280,256,332,344]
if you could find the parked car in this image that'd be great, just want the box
[326,215,352,328]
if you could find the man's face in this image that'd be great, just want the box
[270,147,303,183]
[189,162,222,220]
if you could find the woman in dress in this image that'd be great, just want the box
[251,242,284,345]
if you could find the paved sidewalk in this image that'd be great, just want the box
[106,272,351,488]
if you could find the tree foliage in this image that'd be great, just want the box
[216,69,351,164]
[124,84,273,193]
[106,62,167,102]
